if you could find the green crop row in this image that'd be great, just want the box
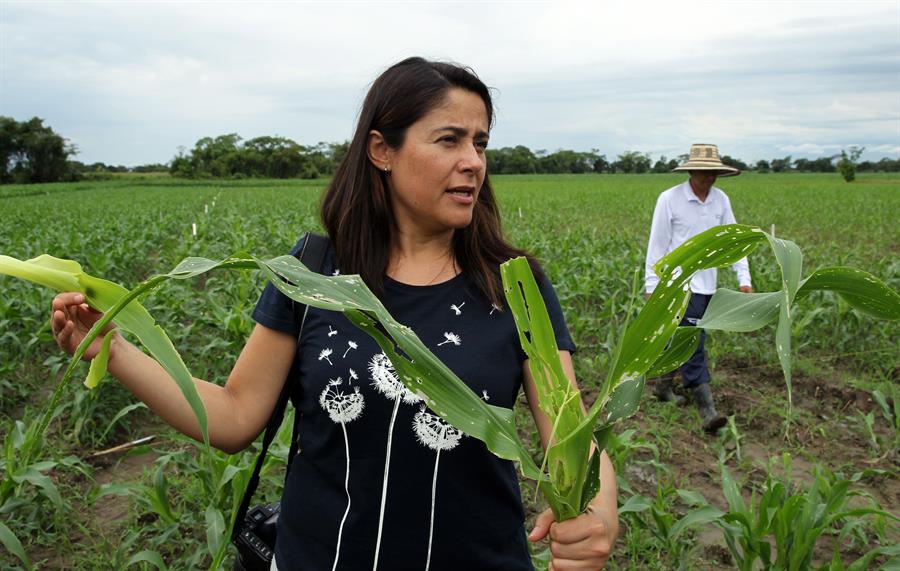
[1,173,897,569]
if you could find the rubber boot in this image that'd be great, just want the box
[653,374,686,406]
[692,383,726,434]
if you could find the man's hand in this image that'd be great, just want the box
[739,285,753,293]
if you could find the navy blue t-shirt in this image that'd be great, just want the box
[252,237,575,571]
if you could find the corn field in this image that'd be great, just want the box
[1,173,898,569]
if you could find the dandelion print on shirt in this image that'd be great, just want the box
[319,348,334,365]
[319,378,365,571]
[252,237,576,570]
[412,405,463,571]
[368,352,422,570]
[450,302,465,316]
[437,332,461,347]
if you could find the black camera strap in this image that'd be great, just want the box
[231,231,329,544]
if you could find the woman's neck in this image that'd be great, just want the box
[387,230,458,286]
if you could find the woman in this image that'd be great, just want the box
[51,57,618,570]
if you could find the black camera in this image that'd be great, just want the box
[233,502,280,571]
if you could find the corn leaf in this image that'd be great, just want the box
[84,330,115,389]
[697,290,782,332]
[125,550,169,571]
[0,253,545,487]
[560,225,763,462]
[603,375,645,425]
[501,256,589,518]
[205,506,226,560]
[617,494,653,514]
[0,520,32,570]
[151,463,177,525]
[670,505,726,540]
[0,255,210,457]
[578,451,602,515]
[698,262,899,408]
[255,257,542,475]
[796,267,900,319]
[645,327,702,378]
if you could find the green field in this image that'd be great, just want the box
[1,173,898,569]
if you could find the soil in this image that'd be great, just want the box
[91,448,161,535]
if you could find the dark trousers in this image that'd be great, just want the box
[677,293,712,388]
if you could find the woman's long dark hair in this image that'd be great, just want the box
[321,56,540,306]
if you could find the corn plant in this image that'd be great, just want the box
[870,386,900,456]
[717,455,900,571]
[617,484,725,568]
[2,223,899,568]
[718,415,744,463]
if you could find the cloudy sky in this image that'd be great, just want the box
[2,0,898,166]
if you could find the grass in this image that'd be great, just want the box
[1,172,897,569]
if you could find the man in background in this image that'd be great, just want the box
[644,143,752,434]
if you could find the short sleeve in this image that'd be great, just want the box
[537,274,577,355]
[251,235,307,336]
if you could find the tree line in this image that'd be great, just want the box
[169,134,347,179]
[3,116,899,184]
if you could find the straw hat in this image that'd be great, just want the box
[672,143,740,177]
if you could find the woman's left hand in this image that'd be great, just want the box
[529,501,618,570]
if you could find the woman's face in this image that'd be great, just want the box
[383,88,489,238]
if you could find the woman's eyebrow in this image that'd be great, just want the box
[431,125,490,139]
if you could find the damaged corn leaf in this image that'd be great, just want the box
[502,257,589,519]
[500,224,899,524]
[0,254,210,461]
[697,240,899,408]
[0,253,544,485]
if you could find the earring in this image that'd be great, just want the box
[384,165,391,173]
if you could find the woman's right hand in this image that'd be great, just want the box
[51,292,120,361]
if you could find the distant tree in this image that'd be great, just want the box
[507,146,539,173]
[614,151,651,173]
[793,157,835,173]
[770,156,793,173]
[857,157,899,172]
[538,149,595,174]
[590,149,609,173]
[592,155,610,174]
[755,160,770,173]
[327,141,350,168]
[486,146,538,174]
[132,163,169,173]
[651,155,671,173]
[170,147,193,178]
[0,116,77,184]
[836,146,864,182]
[720,155,749,171]
[172,133,340,179]
[243,136,304,178]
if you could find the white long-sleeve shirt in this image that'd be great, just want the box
[645,181,752,295]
